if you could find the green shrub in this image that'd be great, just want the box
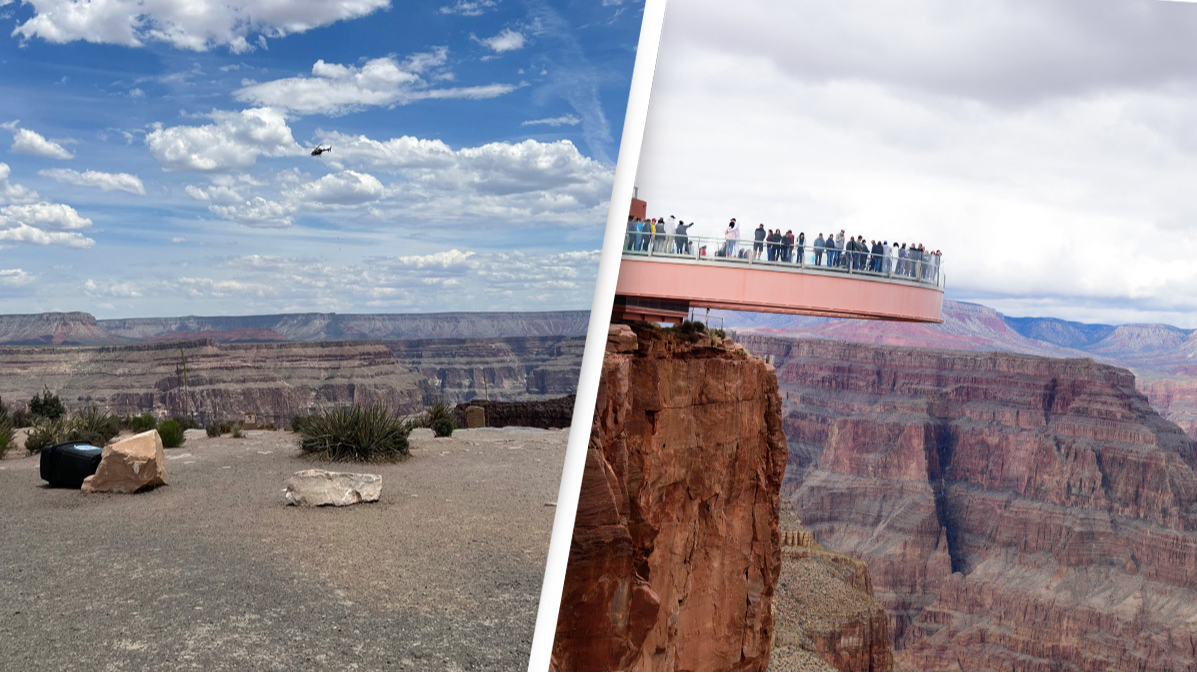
[29,386,65,421]
[25,417,69,454]
[230,421,244,439]
[69,405,120,447]
[10,407,30,429]
[171,416,200,431]
[219,420,233,434]
[205,423,222,438]
[415,400,454,429]
[290,415,309,433]
[298,404,410,462]
[129,413,157,433]
[432,417,455,438]
[158,420,185,448]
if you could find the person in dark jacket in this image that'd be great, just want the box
[753,224,766,260]
[781,230,794,263]
[870,240,883,272]
[675,220,693,254]
[813,234,824,266]
[796,232,805,265]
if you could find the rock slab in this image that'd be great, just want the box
[81,430,168,494]
[285,469,381,507]
[464,405,486,428]
[553,324,787,671]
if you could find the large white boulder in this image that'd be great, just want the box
[285,469,381,507]
[81,430,168,494]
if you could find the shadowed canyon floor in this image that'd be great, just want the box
[0,427,565,671]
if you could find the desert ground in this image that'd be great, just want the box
[0,426,566,671]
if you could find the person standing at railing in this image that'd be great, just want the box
[834,230,845,267]
[724,219,739,257]
[675,220,693,255]
[626,216,637,251]
[781,230,794,263]
[754,224,766,260]
[795,232,805,265]
[884,241,894,274]
[813,233,824,266]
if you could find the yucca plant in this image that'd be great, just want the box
[298,404,411,462]
[70,404,121,447]
[0,397,13,459]
[25,417,70,454]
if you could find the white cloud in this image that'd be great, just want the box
[11,127,74,159]
[474,28,525,53]
[1,202,91,231]
[183,134,614,229]
[209,196,294,227]
[0,163,39,204]
[146,107,300,171]
[0,268,34,286]
[290,170,384,206]
[440,0,498,16]
[12,0,390,53]
[39,168,146,195]
[84,278,142,297]
[0,224,94,248]
[397,249,476,270]
[234,50,518,116]
[522,114,582,127]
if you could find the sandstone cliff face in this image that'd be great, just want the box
[387,336,583,401]
[553,325,788,671]
[739,336,1197,671]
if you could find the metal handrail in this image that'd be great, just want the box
[621,231,946,290]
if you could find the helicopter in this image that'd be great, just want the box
[310,145,332,156]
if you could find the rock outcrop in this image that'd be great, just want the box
[739,335,1197,671]
[552,324,788,671]
[81,430,168,494]
[452,395,576,430]
[770,506,893,672]
[284,470,381,507]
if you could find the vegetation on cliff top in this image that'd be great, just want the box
[297,404,411,462]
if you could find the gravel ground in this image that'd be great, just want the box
[0,427,566,671]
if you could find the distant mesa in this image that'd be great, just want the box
[0,310,590,346]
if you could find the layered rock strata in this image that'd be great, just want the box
[739,335,1197,671]
[0,340,425,427]
[552,324,788,671]
[770,506,893,672]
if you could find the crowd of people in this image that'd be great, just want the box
[625,215,943,283]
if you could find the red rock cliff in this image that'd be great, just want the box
[553,324,788,671]
[739,336,1197,671]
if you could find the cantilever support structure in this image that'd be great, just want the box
[613,257,944,324]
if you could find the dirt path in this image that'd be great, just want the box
[0,427,565,671]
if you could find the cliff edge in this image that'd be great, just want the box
[552,323,788,671]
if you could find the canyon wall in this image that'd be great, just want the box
[719,300,1197,441]
[740,335,1197,671]
[0,310,589,345]
[552,325,788,671]
[0,336,582,426]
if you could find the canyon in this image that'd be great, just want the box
[740,335,1197,671]
[719,300,1197,442]
[0,310,589,346]
[0,335,583,426]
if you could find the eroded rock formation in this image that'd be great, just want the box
[770,505,893,672]
[740,335,1197,671]
[552,324,788,671]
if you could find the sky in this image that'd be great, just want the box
[0,0,642,318]
[635,0,1197,328]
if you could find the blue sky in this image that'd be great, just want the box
[0,0,641,317]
